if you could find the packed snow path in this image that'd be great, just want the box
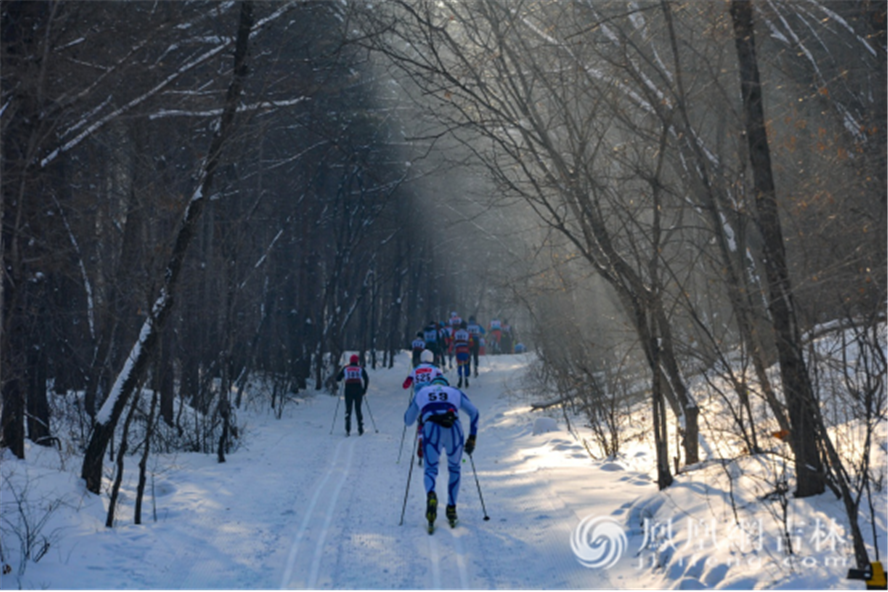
[265,354,622,589]
[31,354,653,589]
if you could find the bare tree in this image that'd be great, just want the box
[361,0,701,476]
[730,0,825,497]
[81,1,255,494]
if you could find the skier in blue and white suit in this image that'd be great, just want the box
[404,378,479,528]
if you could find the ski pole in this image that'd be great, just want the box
[468,454,490,521]
[396,423,409,463]
[329,383,342,435]
[363,394,379,433]
[399,430,420,526]
[397,389,415,462]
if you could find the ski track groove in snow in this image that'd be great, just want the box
[307,437,356,588]
[429,533,442,589]
[280,437,345,588]
[451,527,471,590]
[426,522,472,590]
[280,434,357,589]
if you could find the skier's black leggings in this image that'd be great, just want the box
[470,344,480,374]
[345,392,364,431]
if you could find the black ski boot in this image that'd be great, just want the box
[465,377,469,387]
[426,491,438,533]
[457,377,463,388]
[446,504,458,528]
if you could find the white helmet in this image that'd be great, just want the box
[420,349,434,363]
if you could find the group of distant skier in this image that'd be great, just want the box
[410,312,519,381]
[332,310,515,531]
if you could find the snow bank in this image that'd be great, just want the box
[533,416,559,435]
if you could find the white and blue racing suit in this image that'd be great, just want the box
[404,384,480,506]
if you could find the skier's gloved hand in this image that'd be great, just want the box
[465,434,476,455]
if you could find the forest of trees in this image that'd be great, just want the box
[1,1,502,477]
[1,0,885,571]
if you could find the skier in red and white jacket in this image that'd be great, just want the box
[403,350,445,394]
[402,349,445,464]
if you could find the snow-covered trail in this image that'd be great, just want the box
[27,353,651,589]
[271,358,507,590]
[11,339,886,590]
[267,353,626,589]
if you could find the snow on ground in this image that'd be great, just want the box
[1,352,883,589]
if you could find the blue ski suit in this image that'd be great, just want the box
[404,384,479,506]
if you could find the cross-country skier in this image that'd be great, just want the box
[466,316,485,377]
[440,322,454,370]
[422,321,442,367]
[404,377,479,531]
[402,349,444,393]
[335,354,369,436]
[501,319,514,354]
[487,318,502,354]
[447,314,462,368]
[410,332,426,368]
[402,350,445,465]
[452,320,474,388]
